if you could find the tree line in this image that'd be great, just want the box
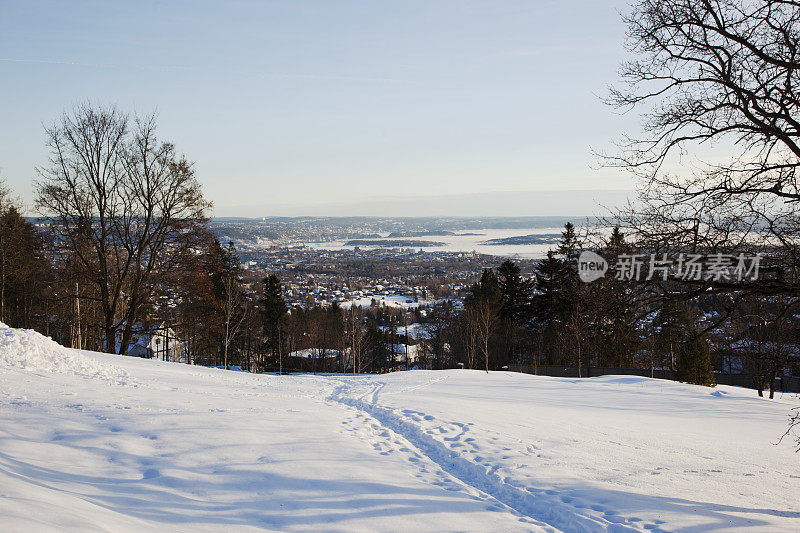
[411,223,799,396]
[0,105,795,394]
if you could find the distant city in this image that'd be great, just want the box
[210,216,574,309]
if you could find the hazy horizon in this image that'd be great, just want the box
[217,189,633,218]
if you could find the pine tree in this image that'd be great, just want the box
[532,251,564,326]
[465,269,502,308]
[606,226,627,253]
[261,274,287,372]
[0,205,50,329]
[558,222,581,264]
[174,230,225,365]
[532,223,582,326]
[591,227,640,367]
[653,299,692,370]
[531,223,587,368]
[497,260,532,323]
[676,336,716,387]
[497,259,533,365]
[363,318,384,372]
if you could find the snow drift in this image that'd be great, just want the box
[0,322,127,383]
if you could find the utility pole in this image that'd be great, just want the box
[74,281,81,349]
[278,318,283,375]
[404,313,409,371]
[352,307,358,377]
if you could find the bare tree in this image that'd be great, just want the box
[36,104,210,354]
[565,304,589,378]
[728,299,794,398]
[606,0,800,437]
[607,0,800,295]
[462,308,478,370]
[0,179,8,210]
[346,306,365,375]
[473,298,497,373]
[780,406,800,451]
[222,273,248,370]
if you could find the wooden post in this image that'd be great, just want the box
[74,281,82,350]
[404,314,409,371]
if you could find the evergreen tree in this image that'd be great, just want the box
[207,239,231,305]
[174,230,225,365]
[261,274,287,372]
[557,222,581,264]
[556,222,582,314]
[530,223,587,367]
[606,226,627,254]
[465,269,502,309]
[591,227,640,367]
[531,250,565,326]
[497,259,532,365]
[497,260,532,323]
[676,336,716,387]
[532,223,582,326]
[362,317,387,373]
[653,299,692,370]
[0,204,50,329]
[325,302,344,373]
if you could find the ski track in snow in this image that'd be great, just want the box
[328,377,662,532]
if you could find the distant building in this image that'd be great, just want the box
[125,323,187,362]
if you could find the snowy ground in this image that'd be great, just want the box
[1,324,799,532]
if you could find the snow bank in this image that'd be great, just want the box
[0,322,127,383]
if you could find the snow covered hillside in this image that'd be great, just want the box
[1,323,798,532]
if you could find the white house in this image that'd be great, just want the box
[125,323,187,363]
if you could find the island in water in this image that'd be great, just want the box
[479,233,561,246]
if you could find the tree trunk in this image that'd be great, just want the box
[1,244,5,324]
[224,320,230,370]
[119,300,140,357]
[104,313,117,354]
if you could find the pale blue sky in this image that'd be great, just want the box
[0,0,635,216]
